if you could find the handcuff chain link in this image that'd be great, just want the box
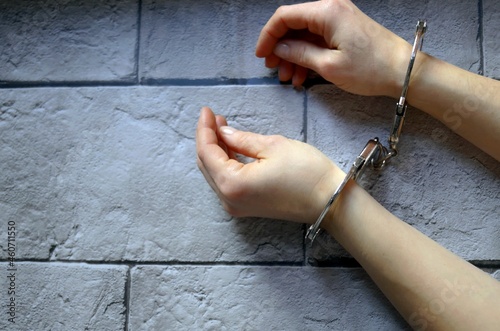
[306,20,427,244]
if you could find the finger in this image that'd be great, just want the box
[197,154,239,215]
[292,65,309,87]
[196,107,233,177]
[215,114,229,155]
[255,1,325,58]
[196,106,217,144]
[265,53,281,68]
[215,114,227,127]
[215,115,237,160]
[196,123,222,197]
[197,155,222,196]
[218,126,270,159]
[279,60,293,82]
[273,39,341,77]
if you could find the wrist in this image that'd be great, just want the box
[386,38,413,99]
[320,178,355,236]
[310,163,346,226]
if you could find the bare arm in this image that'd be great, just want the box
[256,0,500,160]
[323,180,500,330]
[196,107,500,330]
[197,0,500,329]
[407,53,500,160]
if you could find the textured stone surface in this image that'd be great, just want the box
[0,262,127,331]
[139,0,302,82]
[483,0,500,78]
[306,85,500,263]
[140,0,481,82]
[129,265,409,330]
[0,86,304,262]
[0,1,499,330]
[356,0,481,73]
[0,0,138,83]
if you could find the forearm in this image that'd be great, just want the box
[397,47,500,161]
[323,181,500,330]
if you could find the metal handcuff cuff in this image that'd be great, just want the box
[306,20,427,244]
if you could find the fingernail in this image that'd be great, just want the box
[274,42,290,58]
[220,126,235,135]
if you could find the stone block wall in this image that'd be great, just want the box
[1,0,498,330]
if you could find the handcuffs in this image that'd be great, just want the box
[306,20,427,244]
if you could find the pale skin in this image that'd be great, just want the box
[196,0,500,330]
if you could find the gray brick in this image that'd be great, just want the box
[140,0,480,82]
[1,2,498,331]
[129,265,409,330]
[139,0,302,82]
[0,86,304,262]
[306,85,500,262]
[356,0,480,72]
[483,0,500,78]
[0,262,127,331]
[0,0,138,83]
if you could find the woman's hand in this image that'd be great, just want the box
[255,0,410,97]
[196,107,344,223]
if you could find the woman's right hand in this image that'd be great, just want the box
[255,0,411,98]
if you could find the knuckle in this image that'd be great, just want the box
[319,53,343,80]
[218,173,247,202]
[296,44,309,65]
[320,53,338,72]
[275,5,289,17]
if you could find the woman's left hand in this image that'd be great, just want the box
[196,106,344,223]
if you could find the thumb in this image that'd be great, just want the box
[219,126,268,159]
[273,40,339,76]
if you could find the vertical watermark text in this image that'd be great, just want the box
[6,220,17,324]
